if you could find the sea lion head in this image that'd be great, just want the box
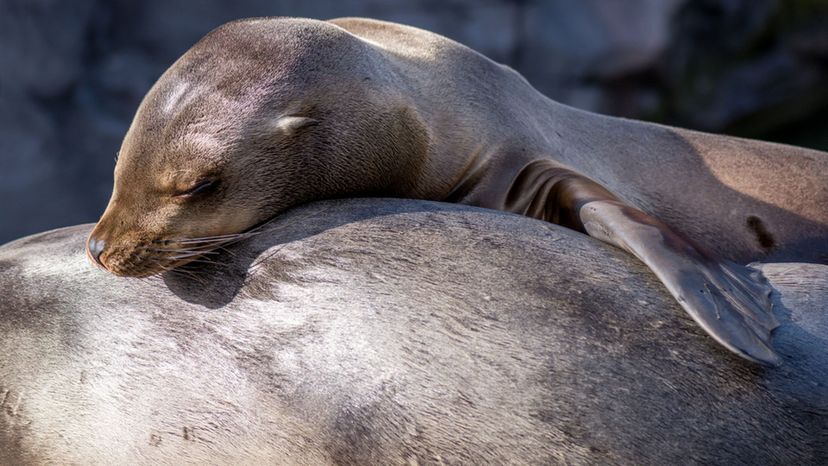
[87,18,428,276]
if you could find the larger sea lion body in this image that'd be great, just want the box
[3,200,828,464]
[0,200,828,464]
[88,18,828,363]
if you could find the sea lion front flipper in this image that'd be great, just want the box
[502,160,780,365]
[580,201,780,365]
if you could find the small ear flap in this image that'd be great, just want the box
[273,116,319,136]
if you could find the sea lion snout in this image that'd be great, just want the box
[86,218,116,271]
[86,216,151,276]
[84,225,160,277]
[86,203,253,277]
[86,236,106,267]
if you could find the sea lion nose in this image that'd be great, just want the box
[87,237,107,267]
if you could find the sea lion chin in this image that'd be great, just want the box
[87,17,828,365]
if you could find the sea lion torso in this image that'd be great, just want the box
[86,17,828,363]
[3,200,827,464]
[330,17,827,263]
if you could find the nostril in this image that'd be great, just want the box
[87,237,107,266]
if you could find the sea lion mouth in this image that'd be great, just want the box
[87,233,242,278]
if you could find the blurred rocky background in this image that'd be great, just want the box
[1,0,827,242]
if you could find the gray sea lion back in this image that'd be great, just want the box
[1,199,826,464]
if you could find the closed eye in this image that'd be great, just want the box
[174,178,219,198]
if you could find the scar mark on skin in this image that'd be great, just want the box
[1,389,23,416]
[746,215,775,251]
[167,426,198,441]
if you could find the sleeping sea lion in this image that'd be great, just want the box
[86,17,828,364]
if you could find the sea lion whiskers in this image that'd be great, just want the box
[145,242,227,255]
[165,216,283,253]
[135,227,273,272]
[145,247,221,255]
[125,240,230,274]
[161,233,249,243]
[158,225,269,247]
[162,263,210,285]
[169,252,219,261]
[133,250,215,282]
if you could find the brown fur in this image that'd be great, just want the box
[89,17,827,272]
